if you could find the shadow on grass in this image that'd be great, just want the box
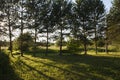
[24,54,120,80]
[88,47,118,52]
[24,48,59,56]
[14,57,55,80]
[23,56,106,80]
[0,52,23,80]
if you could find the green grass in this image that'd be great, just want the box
[8,52,120,80]
[1,46,120,80]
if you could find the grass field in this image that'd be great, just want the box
[1,46,120,80]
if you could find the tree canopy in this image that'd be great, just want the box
[107,0,120,44]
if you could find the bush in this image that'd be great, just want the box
[67,38,80,52]
[13,32,34,51]
[55,39,67,46]
[97,39,105,47]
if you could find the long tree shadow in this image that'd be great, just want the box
[24,54,120,80]
[15,58,55,80]
[0,52,23,80]
[88,47,118,52]
[24,56,84,77]
[23,55,120,80]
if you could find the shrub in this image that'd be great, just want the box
[55,39,67,46]
[67,38,80,52]
[13,32,34,51]
[97,39,105,47]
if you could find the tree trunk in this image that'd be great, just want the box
[84,36,87,55]
[84,42,87,55]
[105,40,108,54]
[8,18,13,56]
[20,0,24,57]
[34,28,37,56]
[59,26,63,55]
[95,27,98,54]
[46,27,48,56]
[8,7,13,57]
[20,28,23,57]
[94,16,97,54]
[83,21,87,55]
[0,45,1,53]
[105,28,109,54]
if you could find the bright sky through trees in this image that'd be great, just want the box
[102,0,113,12]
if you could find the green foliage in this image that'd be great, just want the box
[81,38,93,46]
[67,38,80,52]
[55,39,67,46]
[13,39,19,51]
[107,0,120,44]
[97,39,105,47]
[74,0,105,54]
[13,32,34,51]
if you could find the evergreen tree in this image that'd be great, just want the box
[17,0,28,56]
[26,0,45,56]
[88,0,105,54]
[75,0,92,55]
[107,0,120,44]
[41,0,54,55]
[0,0,6,53]
[2,0,19,56]
[52,0,72,55]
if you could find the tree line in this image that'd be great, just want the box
[0,0,119,56]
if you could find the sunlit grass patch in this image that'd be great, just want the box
[8,52,120,80]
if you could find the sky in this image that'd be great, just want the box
[102,0,113,12]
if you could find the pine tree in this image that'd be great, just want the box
[2,0,19,56]
[107,0,120,44]
[51,0,72,55]
[88,0,105,54]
